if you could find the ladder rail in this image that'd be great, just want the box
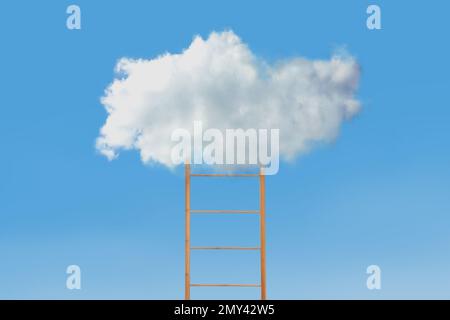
[259,167,267,300]
[185,164,191,300]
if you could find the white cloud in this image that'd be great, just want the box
[96,30,360,167]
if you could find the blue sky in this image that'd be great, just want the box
[0,0,449,299]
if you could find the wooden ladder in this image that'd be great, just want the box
[184,164,267,300]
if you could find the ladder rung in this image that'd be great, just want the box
[191,284,261,287]
[208,164,261,171]
[190,174,259,177]
[190,210,259,214]
[191,246,260,250]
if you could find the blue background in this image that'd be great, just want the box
[0,0,449,299]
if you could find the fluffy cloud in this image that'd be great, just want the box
[97,30,360,166]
